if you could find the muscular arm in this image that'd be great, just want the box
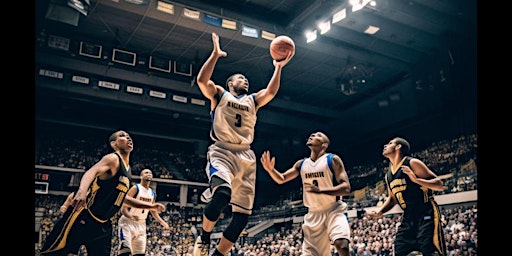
[196,32,226,109]
[305,155,351,196]
[73,153,119,208]
[404,158,445,191]
[260,150,300,184]
[367,186,397,218]
[123,196,166,211]
[253,51,293,109]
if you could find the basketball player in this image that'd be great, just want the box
[40,130,166,256]
[192,32,293,256]
[367,137,447,256]
[260,131,352,256]
[117,168,170,256]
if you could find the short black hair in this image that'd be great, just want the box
[109,130,127,143]
[225,74,239,89]
[393,137,410,155]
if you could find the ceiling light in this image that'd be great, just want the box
[351,0,371,12]
[364,25,380,34]
[332,9,346,24]
[306,30,317,43]
[318,21,331,34]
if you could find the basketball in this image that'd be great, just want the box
[270,35,295,61]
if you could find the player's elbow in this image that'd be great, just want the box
[341,186,351,196]
[431,184,446,192]
[275,179,286,185]
[339,182,351,195]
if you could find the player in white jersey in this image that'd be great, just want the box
[117,169,170,256]
[260,132,352,256]
[193,32,293,256]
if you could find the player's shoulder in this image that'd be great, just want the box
[326,152,342,160]
[101,152,120,162]
[407,156,422,165]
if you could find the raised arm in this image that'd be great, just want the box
[196,32,227,105]
[260,150,300,184]
[253,50,293,109]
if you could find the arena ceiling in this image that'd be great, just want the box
[35,0,477,162]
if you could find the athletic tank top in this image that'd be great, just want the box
[210,91,257,145]
[127,183,156,224]
[300,153,340,211]
[384,156,434,214]
[86,152,132,222]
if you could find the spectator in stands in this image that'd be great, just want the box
[40,130,165,256]
[117,168,170,256]
[192,32,293,256]
[260,131,352,256]
[367,137,447,256]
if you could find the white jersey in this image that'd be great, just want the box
[300,153,350,255]
[210,91,257,145]
[123,183,155,224]
[300,153,341,211]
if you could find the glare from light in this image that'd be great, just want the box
[351,0,371,12]
[332,8,346,24]
[306,30,317,43]
[318,21,331,34]
[364,25,380,34]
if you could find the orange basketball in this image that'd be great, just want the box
[270,35,295,61]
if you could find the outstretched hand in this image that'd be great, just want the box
[211,32,227,58]
[366,210,382,218]
[260,150,276,173]
[273,49,294,68]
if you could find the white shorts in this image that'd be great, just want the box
[301,201,351,256]
[203,142,256,215]
[117,215,147,255]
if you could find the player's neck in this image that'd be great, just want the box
[115,152,130,170]
[310,150,326,161]
[388,154,405,167]
[141,181,150,188]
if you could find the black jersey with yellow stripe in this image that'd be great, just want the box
[86,152,132,222]
[384,156,434,213]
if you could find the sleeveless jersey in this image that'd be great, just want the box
[210,91,257,145]
[299,153,340,211]
[384,156,434,213]
[127,183,156,224]
[86,152,132,222]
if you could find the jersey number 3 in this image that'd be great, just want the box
[235,114,242,127]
